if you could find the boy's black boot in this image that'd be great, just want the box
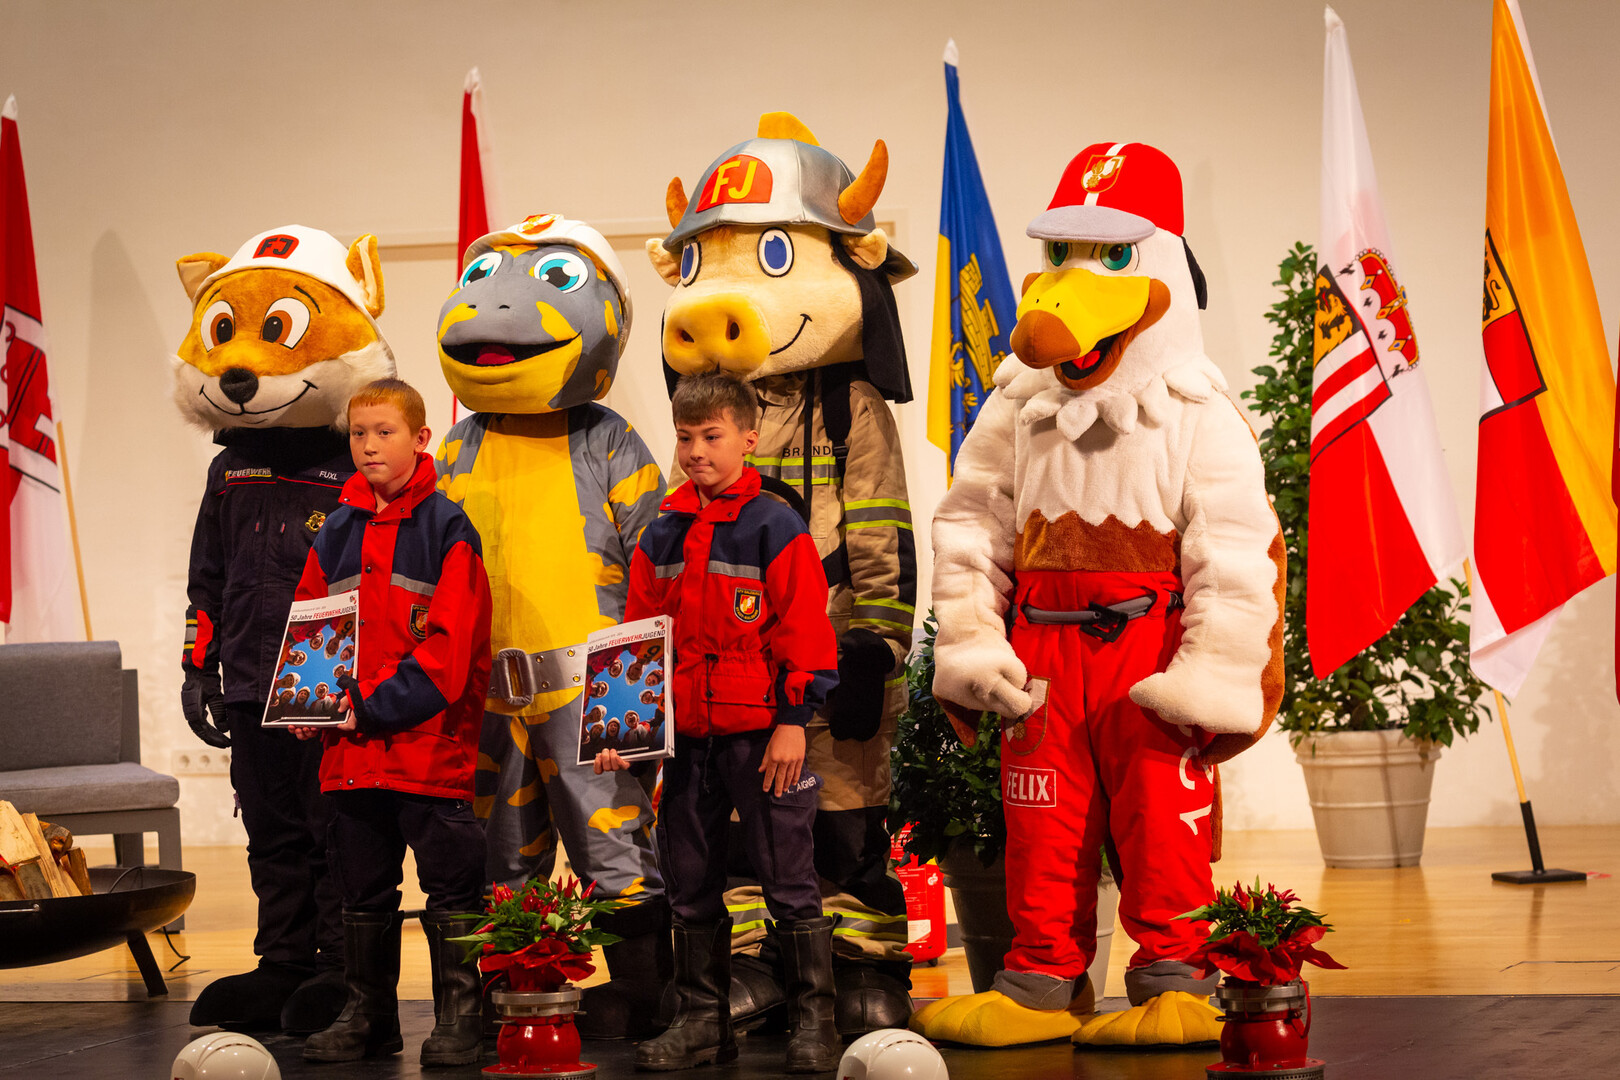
[420,911,484,1067]
[303,910,404,1062]
[579,897,674,1039]
[780,916,841,1074]
[634,917,737,1072]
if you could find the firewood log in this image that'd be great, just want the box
[10,857,52,900]
[59,848,91,896]
[0,802,38,867]
[40,821,73,857]
[21,814,73,898]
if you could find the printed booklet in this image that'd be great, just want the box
[261,589,359,727]
[575,615,673,765]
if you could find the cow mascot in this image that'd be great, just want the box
[434,214,669,1038]
[646,112,917,1036]
[175,225,395,1032]
[912,143,1285,1048]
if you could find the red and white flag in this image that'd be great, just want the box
[453,68,502,424]
[458,67,501,262]
[2,96,80,642]
[1306,8,1466,677]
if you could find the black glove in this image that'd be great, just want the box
[826,628,897,741]
[336,676,372,732]
[181,670,231,748]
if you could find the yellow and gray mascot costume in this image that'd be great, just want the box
[646,113,917,1034]
[434,214,668,1039]
[175,226,394,1033]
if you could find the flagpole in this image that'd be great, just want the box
[54,421,92,640]
[1463,558,1583,885]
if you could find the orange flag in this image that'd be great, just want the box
[1471,0,1617,697]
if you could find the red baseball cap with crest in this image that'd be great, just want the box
[1026,142,1184,243]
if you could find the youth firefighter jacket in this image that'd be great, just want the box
[626,467,839,737]
[294,453,493,799]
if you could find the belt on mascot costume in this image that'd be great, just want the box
[1020,590,1184,642]
[488,645,586,709]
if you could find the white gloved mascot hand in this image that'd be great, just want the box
[934,632,1031,726]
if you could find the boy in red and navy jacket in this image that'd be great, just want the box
[599,373,840,1074]
[289,379,492,1069]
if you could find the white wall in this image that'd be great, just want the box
[5,0,1618,842]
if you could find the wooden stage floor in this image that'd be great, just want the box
[3,826,1616,1078]
[4,825,1614,1003]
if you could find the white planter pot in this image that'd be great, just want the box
[1294,729,1440,868]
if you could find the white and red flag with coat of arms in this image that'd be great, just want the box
[1,96,80,641]
[1306,8,1466,677]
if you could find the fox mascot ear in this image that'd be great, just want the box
[176,252,229,303]
[345,234,386,318]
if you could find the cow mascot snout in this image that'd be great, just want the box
[646,112,918,1036]
[913,143,1285,1048]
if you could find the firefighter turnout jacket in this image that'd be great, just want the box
[184,427,354,707]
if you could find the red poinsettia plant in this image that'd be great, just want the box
[450,876,623,990]
[1177,879,1347,986]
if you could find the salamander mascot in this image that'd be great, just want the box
[434,214,669,1038]
[912,144,1285,1048]
[175,225,395,1031]
[646,113,918,1035]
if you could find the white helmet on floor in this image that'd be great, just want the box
[838,1028,948,1080]
[172,1032,281,1080]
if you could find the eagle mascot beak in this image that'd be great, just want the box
[1010,268,1171,392]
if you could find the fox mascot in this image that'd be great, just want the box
[175,225,394,1032]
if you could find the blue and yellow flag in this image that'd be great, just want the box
[927,39,1016,479]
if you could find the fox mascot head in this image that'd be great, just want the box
[172,225,395,430]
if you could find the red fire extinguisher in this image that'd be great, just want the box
[891,824,946,964]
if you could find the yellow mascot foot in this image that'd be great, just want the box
[909,990,1086,1047]
[1072,990,1223,1047]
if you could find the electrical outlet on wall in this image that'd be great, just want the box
[172,749,232,776]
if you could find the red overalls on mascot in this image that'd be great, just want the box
[914,144,1285,1048]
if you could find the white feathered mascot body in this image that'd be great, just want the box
[914,143,1285,1049]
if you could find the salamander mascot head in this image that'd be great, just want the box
[437,213,632,414]
[646,111,916,400]
[173,225,395,430]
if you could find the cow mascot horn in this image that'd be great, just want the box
[646,112,919,1036]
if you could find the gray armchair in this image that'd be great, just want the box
[0,640,184,928]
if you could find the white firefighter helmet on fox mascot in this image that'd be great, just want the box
[171,1032,281,1080]
[838,1028,948,1080]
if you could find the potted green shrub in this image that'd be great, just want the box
[889,615,1117,995]
[1243,242,1491,867]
